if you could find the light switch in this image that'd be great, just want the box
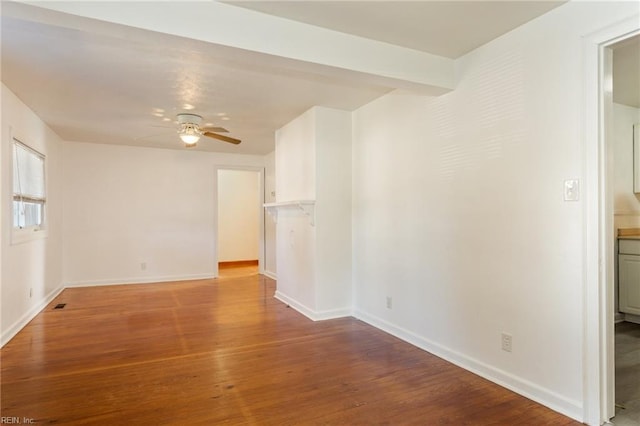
[564,179,580,201]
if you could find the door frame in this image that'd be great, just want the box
[213,165,266,278]
[582,14,640,425]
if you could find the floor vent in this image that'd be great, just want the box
[54,303,66,310]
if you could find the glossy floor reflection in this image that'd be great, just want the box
[1,272,580,425]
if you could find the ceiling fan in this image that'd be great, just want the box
[176,113,241,147]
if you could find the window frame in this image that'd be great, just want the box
[11,135,47,244]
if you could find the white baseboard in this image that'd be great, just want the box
[1,284,65,347]
[274,290,351,321]
[624,313,640,324]
[262,270,277,280]
[65,273,215,287]
[353,308,583,423]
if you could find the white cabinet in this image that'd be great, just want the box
[619,238,640,315]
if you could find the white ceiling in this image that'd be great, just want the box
[1,1,572,155]
[226,1,565,58]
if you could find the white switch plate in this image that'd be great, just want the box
[564,179,580,201]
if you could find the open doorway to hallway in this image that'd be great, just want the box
[608,34,640,426]
[217,168,263,278]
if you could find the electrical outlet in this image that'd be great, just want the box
[501,333,512,352]
[29,288,32,298]
[386,296,393,309]
[141,262,147,271]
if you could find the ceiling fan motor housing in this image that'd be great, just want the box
[176,113,202,126]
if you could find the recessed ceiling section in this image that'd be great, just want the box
[224,1,567,58]
[15,1,456,92]
[1,3,393,154]
[1,1,573,155]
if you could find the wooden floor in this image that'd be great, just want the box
[1,268,580,425]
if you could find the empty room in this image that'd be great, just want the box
[1,1,639,425]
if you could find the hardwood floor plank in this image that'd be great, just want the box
[1,271,581,425]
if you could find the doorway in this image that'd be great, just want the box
[215,167,265,278]
[583,15,639,425]
[608,34,640,425]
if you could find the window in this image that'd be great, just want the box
[12,138,45,232]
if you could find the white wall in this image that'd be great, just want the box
[275,109,316,201]
[275,108,317,311]
[274,106,352,318]
[1,84,65,345]
[218,169,260,262]
[63,141,265,286]
[351,2,638,421]
[613,102,640,229]
[314,107,352,313]
[264,151,277,277]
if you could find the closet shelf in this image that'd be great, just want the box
[264,200,315,226]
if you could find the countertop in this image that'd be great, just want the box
[618,228,640,240]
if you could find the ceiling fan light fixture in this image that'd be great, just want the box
[179,133,200,145]
[178,123,201,146]
[172,112,241,146]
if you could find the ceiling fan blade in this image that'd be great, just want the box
[203,131,241,145]
[200,126,229,133]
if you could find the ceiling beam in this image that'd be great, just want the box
[18,1,454,95]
